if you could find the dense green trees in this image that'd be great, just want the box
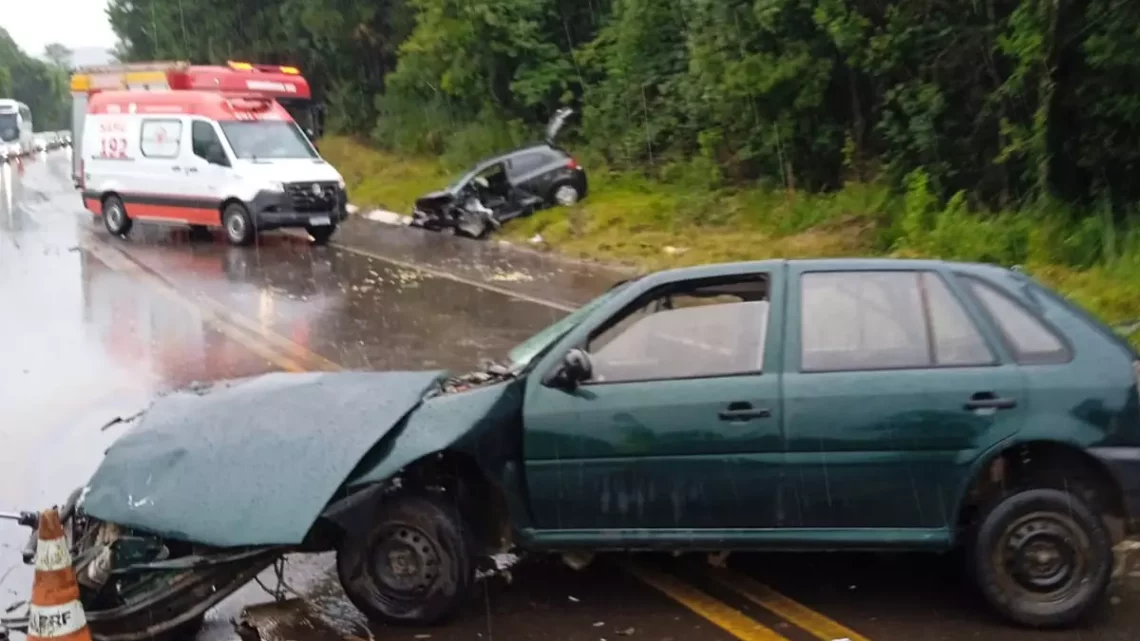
[106,0,1140,213]
[0,30,71,130]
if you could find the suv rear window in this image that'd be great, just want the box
[509,151,548,176]
[960,276,1070,365]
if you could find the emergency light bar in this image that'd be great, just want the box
[226,61,302,76]
[227,97,273,113]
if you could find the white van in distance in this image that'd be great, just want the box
[80,90,347,245]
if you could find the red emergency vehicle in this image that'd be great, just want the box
[69,61,324,187]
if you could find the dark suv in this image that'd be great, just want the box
[410,108,587,237]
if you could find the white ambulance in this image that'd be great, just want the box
[80,90,347,245]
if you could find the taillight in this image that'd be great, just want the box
[567,158,579,170]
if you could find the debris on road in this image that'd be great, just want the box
[363,208,411,226]
[562,551,594,571]
[238,598,347,641]
[488,269,534,283]
[706,551,730,567]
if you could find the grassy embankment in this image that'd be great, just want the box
[323,135,1140,344]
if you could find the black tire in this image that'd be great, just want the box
[306,224,336,245]
[222,202,255,246]
[972,486,1112,628]
[337,493,475,626]
[102,194,132,237]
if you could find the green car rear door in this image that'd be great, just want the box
[780,265,1027,532]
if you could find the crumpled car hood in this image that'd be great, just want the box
[79,370,445,547]
[414,190,456,213]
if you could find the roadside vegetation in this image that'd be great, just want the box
[324,135,1140,343]
[112,0,1140,340]
[0,29,71,130]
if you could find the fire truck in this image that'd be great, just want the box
[68,61,325,188]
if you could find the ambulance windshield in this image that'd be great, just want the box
[0,113,18,142]
[218,121,317,160]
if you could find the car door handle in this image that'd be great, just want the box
[185,167,199,174]
[171,166,182,172]
[718,402,771,422]
[964,393,1017,411]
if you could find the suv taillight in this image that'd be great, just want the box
[567,158,579,170]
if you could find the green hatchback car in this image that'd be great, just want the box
[63,258,1140,637]
[336,257,1138,630]
[452,257,1139,629]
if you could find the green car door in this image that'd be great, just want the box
[781,264,1027,536]
[521,263,789,536]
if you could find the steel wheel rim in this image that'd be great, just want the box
[554,185,579,205]
[106,203,123,230]
[226,211,246,241]
[368,524,443,601]
[994,511,1089,601]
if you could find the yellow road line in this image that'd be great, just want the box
[185,287,343,372]
[84,238,318,373]
[704,567,870,641]
[323,237,579,312]
[620,560,791,641]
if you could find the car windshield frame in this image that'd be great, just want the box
[507,280,633,371]
[218,120,318,160]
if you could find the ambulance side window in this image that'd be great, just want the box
[192,121,222,161]
[140,120,182,159]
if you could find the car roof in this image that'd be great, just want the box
[471,144,562,170]
[642,258,1017,282]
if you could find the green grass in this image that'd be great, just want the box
[323,135,1140,344]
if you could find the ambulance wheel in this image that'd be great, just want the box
[307,224,336,246]
[102,194,132,237]
[222,202,255,246]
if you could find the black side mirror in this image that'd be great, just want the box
[206,144,230,167]
[544,348,594,388]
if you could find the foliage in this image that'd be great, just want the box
[0,30,71,130]
[113,0,1140,338]
[103,0,1140,210]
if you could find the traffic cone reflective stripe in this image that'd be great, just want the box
[26,509,92,641]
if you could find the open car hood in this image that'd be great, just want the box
[79,371,445,547]
[545,107,574,144]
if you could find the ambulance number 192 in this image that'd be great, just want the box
[100,137,128,159]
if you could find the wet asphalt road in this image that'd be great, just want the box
[4,150,1140,641]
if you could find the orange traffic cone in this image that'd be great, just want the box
[26,509,92,641]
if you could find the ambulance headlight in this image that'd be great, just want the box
[266,181,285,193]
[336,179,345,189]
